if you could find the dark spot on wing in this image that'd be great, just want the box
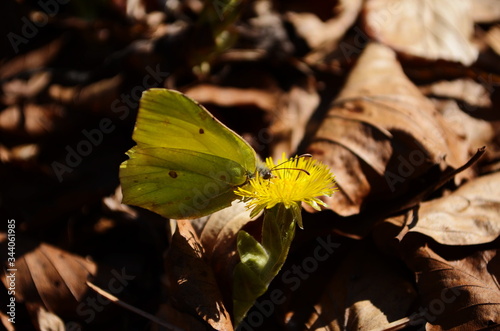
[199,128,205,134]
[169,171,178,178]
[220,174,227,181]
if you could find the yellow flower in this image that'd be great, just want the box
[235,153,337,228]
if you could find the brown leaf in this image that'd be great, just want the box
[48,75,123,116]
[0,36,66,80]
[402,242,500,329]
[401,171,500,245]
[0,103,66,138]
[270,81,320,157]
[184,84,278,114]
[303,241,417,330]
[0,241,97,323]
[198,201,258,305]
[471,0,500,23]
[363,0,478,65]
[284,0,363,64]
[430,99,494,155]
[1,71,52,103]
[420,78,493,110]
[165,219,234,330]
[36,306,65,331]
[486,25,500,57]
[306,43,468,216]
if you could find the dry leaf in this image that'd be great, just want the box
[36,306,65,331]
[0,241,97,323]
[198,201,258,304]
[48,75,123,116]
[184,84,278,114]
[431,99,494,154]
[0,103,65,138]
[471,0,500,23]
[399,171,500,245]
[284,0,363,64]
[363,0,478,65]
[402,242,500,329]
[420,78,493,110]
[165,219,233,330]
[303,241,417,330]
[486,25,500,57]
[0,36,66,80]
[270,81,320,157]
[306,43,468,216]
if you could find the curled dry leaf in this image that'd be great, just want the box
[306,43,468,216]
[402,242,500,330]
[165,219,233,330]
[284,0,363,64]
[363,0,478,65]
[393,171,500,246]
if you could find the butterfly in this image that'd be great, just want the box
[119,88,270,219]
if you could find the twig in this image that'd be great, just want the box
[86,281,185,331]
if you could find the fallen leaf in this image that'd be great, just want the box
[303,241,417,330]
[363,0,478,65]
[471,0,500,23]
[401,241,500,329]
[306,43,468,216]
[165,219,233,330]
[0,241,97,324]
[198,200,259,304]
[36,306,65,331]
[48,75,123,116]
[270,80,320,157]
[184,84,278,113]
[0,103,66,138]
[0,36,66,80]
[430,99,494,155]
[399,171,500,245]
[420,78,493,111]
[486,25,500,57]
[284,0,363,64]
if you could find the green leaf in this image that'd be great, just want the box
[233,203,297,325]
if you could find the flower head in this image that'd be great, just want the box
[235,153,337,227]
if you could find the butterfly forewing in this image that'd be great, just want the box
[134,89,258,173]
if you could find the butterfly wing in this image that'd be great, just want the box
[120,88,258,219]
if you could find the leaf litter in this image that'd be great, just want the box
[1,0,500,330]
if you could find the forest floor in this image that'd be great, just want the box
[1,0,500,330]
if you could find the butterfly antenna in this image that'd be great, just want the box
[270,154,313,176]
